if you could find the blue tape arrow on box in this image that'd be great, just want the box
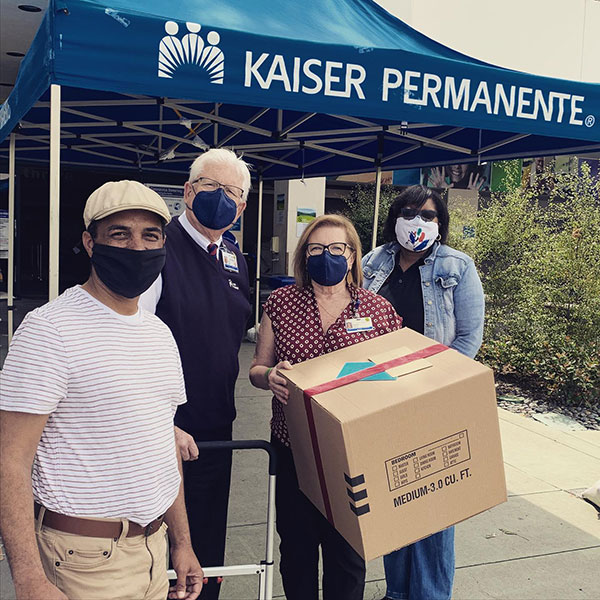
[336,361,396,381]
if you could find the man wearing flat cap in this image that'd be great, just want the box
[0,180,203,600]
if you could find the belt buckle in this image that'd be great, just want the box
[144,516,162,537]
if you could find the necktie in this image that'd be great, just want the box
[207,243,219,260]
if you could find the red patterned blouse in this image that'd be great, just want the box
[263,284,402,445]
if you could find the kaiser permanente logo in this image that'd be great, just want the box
[153,24,595,131]
[158,21,224,83]
[242,53,595,129]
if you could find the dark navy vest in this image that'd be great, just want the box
[156,218,251,436]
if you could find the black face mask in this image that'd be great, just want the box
[90,243,166,298]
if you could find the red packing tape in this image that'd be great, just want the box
[301,343,448,526]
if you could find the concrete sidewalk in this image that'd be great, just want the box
[1,341,598,599]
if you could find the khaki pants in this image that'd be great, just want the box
[35,508,169,600]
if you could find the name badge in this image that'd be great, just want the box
[345,317,374,332]
[222,250,239,273]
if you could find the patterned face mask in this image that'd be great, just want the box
[395,216,439,252]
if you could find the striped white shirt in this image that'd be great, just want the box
[0,286,186,526]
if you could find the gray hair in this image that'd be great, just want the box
[189,149,252,201]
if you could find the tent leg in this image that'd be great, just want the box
[7,133,16,345]
[49,84,61,300]
[213,103,219,146]
[254,174,264,333]
[371,165,382,251]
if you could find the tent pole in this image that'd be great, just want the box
[213,103,219,146]
[7,133,16,345]
[49,84,61,300]
[371,164,382,251]
[254,173,264,333]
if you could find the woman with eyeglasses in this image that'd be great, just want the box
[249,214,401,600]
[362,184,485,600]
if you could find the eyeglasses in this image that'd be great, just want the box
[191,177,245,201]
[306,242,354,257]
[400,207,438,222]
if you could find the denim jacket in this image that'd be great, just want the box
[362,242,484,359]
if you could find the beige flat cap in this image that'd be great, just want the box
[83,180,172,228]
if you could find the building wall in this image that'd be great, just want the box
[375,0,600,83]
[272,178,326,276]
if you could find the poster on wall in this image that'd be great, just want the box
[422,163,490,191]
[145,184,185,217]
[296,207,316,237]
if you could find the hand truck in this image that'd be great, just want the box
[167,439,277,600]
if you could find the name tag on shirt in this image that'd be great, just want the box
[222,249,239,273]
[345,317,374,332]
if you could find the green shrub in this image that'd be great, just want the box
[462,163,600,406]
[342,183,397,253]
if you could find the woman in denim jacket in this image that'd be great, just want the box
[362,185,484,600]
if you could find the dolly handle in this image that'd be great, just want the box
[194,439,277,475]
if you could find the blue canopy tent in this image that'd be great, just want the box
[1,0,600,342]
[2,0,599,171]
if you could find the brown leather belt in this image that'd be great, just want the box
[34,503,164,538]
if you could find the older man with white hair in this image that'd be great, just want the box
[141,148,252,600]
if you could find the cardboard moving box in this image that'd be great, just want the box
[282,328,507,561]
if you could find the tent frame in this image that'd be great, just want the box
[49,84,61,300]
[6,87,600,337]
[10,97,490,171]
[7,134,15,344]
[3,0,599,337]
